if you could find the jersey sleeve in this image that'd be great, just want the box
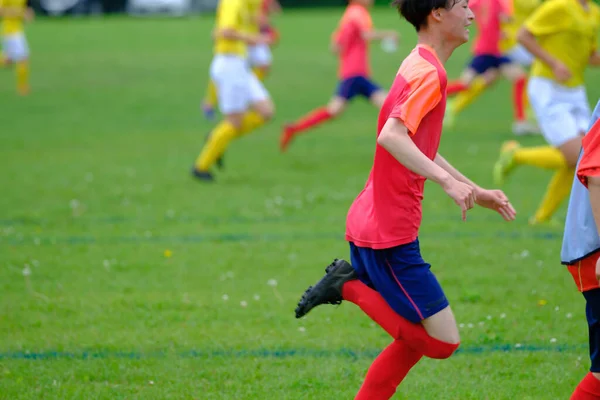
[217,0,241,30]
[389,66,442,135]
[524,0,570,36]
[578,119,600,188]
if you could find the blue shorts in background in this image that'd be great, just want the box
[336,75,380,101]
[349,239,449,323]
[468,54,512,75]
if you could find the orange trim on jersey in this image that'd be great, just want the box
[394,55,442,135]
[567,253,600,292]
[578,119,600,187]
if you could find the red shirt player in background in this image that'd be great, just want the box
[279,0,398,152]
[444,0,537,135]
[294,0,516,398]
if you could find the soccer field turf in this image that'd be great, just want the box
[2,9,600,399]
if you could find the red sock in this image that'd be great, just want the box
[355,340,422,400]
[447,80,467,95]
[288,107,333,134]
[513,77,526,122]
[571,373,600,399]
[342,280,459,359]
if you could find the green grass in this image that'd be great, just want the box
[1,8,600,399]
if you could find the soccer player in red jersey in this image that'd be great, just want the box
[561,101,600,400]
[279,0,398,152]
[294,0,516,398]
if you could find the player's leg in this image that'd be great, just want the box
[567,255,600,399]
[445,58,496,128]
[499,60,539,135]
[280,78,352,152]
[362,77,386,108]
[193,56,262,180]
[201,79,218,121]
[5,33,30,95]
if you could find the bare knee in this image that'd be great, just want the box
[253,99,275,121]
[225,113,244,130]
[559,135,584,167]
[421,307,461,346]
[326,97,346,117]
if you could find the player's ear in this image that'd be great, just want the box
[430,7,443,23]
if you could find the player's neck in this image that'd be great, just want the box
[416,34,456,64]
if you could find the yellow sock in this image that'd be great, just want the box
[204,80,218,107]
[195,120,238,171]
[239,110,266,136]
[16,61,29,94]
[453,77,487,115]
[194,111,266,171]
[532,167,574,222]
[252,66,267,82]
[514,146,566,169]
[0,53,7,67]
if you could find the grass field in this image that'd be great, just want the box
[2,8,600,399]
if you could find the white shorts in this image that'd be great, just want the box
[209,54,269,114]
[247,44,272,68]
[2,33,29,62]
[506,44,534,67]
[528,77,591,147]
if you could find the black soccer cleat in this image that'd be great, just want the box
[294,259,357,319]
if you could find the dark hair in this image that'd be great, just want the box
[392,0,458,31]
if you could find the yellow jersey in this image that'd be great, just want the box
[524,0,600,87]
[214,0,254,57]
[500,0,542,51]
[0,0,27,36]
[244,0,262,34]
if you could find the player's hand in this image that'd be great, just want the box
[254,33,273,45]
[551,60,572,83]
[442,178,475,221]
[473,188,517,221]
[24,7,34,22]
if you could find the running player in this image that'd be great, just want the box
[561,100,600,400]
[0,0,33,95]
[294,0,516,398]
[493,0,600,225]
[192,0,274,182]
[279,0,397,152]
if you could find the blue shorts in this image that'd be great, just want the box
[468,55,512,75]
[583,289,600,372]
[336,76,380,100]
[349,239,449,323]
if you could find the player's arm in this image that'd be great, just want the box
[362,30,398,42]
[377,120,475,219]
[0,6,29,17]
[434,154,516,220]
[517,1,571,81]
[434,154,480,190]
[218,27,269,45]
[216,1,269,45]
[590,51,600,66]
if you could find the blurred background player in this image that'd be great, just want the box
[0,0,33,95]
[443,0,537,135]
[560,100,600,400]
[493,0,600,225]
[279,0,397,152]
[294,1,516,398]
[201,0,279,121]
[192,0,274,182]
